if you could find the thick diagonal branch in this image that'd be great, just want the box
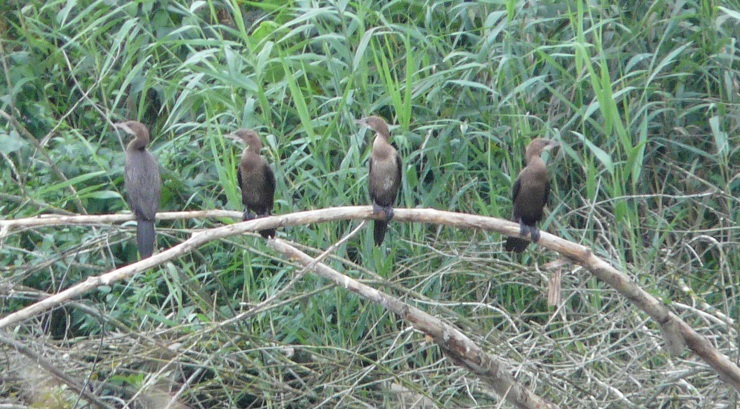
[1,207,738,390]
[268,238,558,409]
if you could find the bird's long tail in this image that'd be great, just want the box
[253,212,276,239]
[259,228,276,239]
[136,219,156,258]
[504,236,530,253]
[373,220,387,246]
[505,223,532,253]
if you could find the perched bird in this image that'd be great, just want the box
[357,116,402,246]
[505,138,560,253]
[115,121,161,259]
[228,129,276,239]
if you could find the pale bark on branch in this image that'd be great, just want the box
[1,206,738,392]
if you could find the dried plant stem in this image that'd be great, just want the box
[0,332,115,409]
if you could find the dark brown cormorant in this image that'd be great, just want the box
[115,121,161,259]
[228,129,276,239]
[505,138,559,253]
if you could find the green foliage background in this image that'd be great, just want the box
[0,0,738,407]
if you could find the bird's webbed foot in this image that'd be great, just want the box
[372,202,383,216]
[530,226,541,243]
[383,205,394,222]
[371,203,394,222]
[243,209,256,222]
[518,219,528,237]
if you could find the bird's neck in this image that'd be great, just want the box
[241,148,263,170]
[373,134,394,159]
[525,149,544,166]
[127,136,149,151]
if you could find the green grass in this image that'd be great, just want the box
[0,0,738,407]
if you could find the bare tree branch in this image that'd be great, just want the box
[0,209,238,231]
[1,206,739,390]
[268,238,559,409]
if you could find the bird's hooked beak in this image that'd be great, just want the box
[225,134,252,153]
[113,122,133,135]
[224,133,242,143]
[545,140,561,150]
[542,140,561,162]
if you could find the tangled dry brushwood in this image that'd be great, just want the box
[0,207,738,407]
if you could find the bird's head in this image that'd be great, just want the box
[226,129,263,152]
[356,116,390,138]
[525,138,560,163]
[114,121,149,141]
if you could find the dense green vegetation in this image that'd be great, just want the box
[1,0,737,407]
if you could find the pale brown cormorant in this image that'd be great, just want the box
[357,116,402,246]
